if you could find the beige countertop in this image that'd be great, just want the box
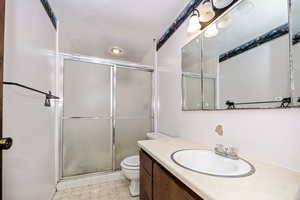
[138,138,300,200]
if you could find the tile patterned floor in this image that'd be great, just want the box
[53,179,139,200]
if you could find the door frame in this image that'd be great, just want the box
[0,1,5,199]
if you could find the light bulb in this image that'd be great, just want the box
[110,47,123,55]
[217,14,232,29]
[212,0,234,9]
[112,48,121,54]
[187,14,201,33]
[199,11,215,22]
[199,1,213,13]
[199,2,215,22]
[205,24,219,38]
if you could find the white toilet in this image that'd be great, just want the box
[121,132,170,196]
[120,155,140,196]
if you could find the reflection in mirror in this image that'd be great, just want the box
[182,0,291,110]
[182,37,202,110]
[203,0,289,110]
[292,0,300,106]
[182,74,202,110]
[182,38,201,74]
[203,77,216,109]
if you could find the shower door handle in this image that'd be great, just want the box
[0,137,13,150]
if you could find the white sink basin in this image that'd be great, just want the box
[171,149,255,177]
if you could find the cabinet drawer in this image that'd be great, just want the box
[140,166,152,200]
[140,150,153,176]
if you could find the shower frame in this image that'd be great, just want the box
[56,53,155,181]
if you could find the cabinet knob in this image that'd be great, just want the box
[0,137,13,150]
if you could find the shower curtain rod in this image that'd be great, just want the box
[3,81,60,107]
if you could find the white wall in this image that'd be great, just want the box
[3,0,57,199]
[157,20,300,172]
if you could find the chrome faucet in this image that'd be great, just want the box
[214,144,239,160]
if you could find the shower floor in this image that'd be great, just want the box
[53,179,139,200]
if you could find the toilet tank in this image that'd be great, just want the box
[146,132,171,140]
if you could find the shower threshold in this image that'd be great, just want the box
[57,171,124,191]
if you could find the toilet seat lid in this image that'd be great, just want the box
[123,155,139,167]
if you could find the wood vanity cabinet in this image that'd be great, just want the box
[140,150,203,200]
[140,150,153,200]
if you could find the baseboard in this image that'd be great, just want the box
[56,171,125,191]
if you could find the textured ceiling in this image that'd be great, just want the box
[50,0,190,65]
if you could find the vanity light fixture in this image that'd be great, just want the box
[187,9,201,33]
[205,23,219,38]
[110,47,123,55]
[199,1,215,22]
[187,0,216,33]
[186,0,233,34]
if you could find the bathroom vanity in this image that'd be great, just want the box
[139,138,300,200]
[140,150,203,200]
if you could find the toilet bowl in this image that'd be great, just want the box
[121,132,171,196]
[121,155,140,196]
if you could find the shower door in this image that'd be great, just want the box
[62,60,113,177]
[60,58,153,179]
[115,67,153,169]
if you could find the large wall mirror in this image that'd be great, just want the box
[182,0,295,110]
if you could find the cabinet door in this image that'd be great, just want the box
[140,166,152,200]
[140,150,153,176]
[153,163,202,200]
[140,151,153,200]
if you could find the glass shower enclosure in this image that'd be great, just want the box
[59,55,153,179]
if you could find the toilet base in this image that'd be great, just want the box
[129,179,139,197]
